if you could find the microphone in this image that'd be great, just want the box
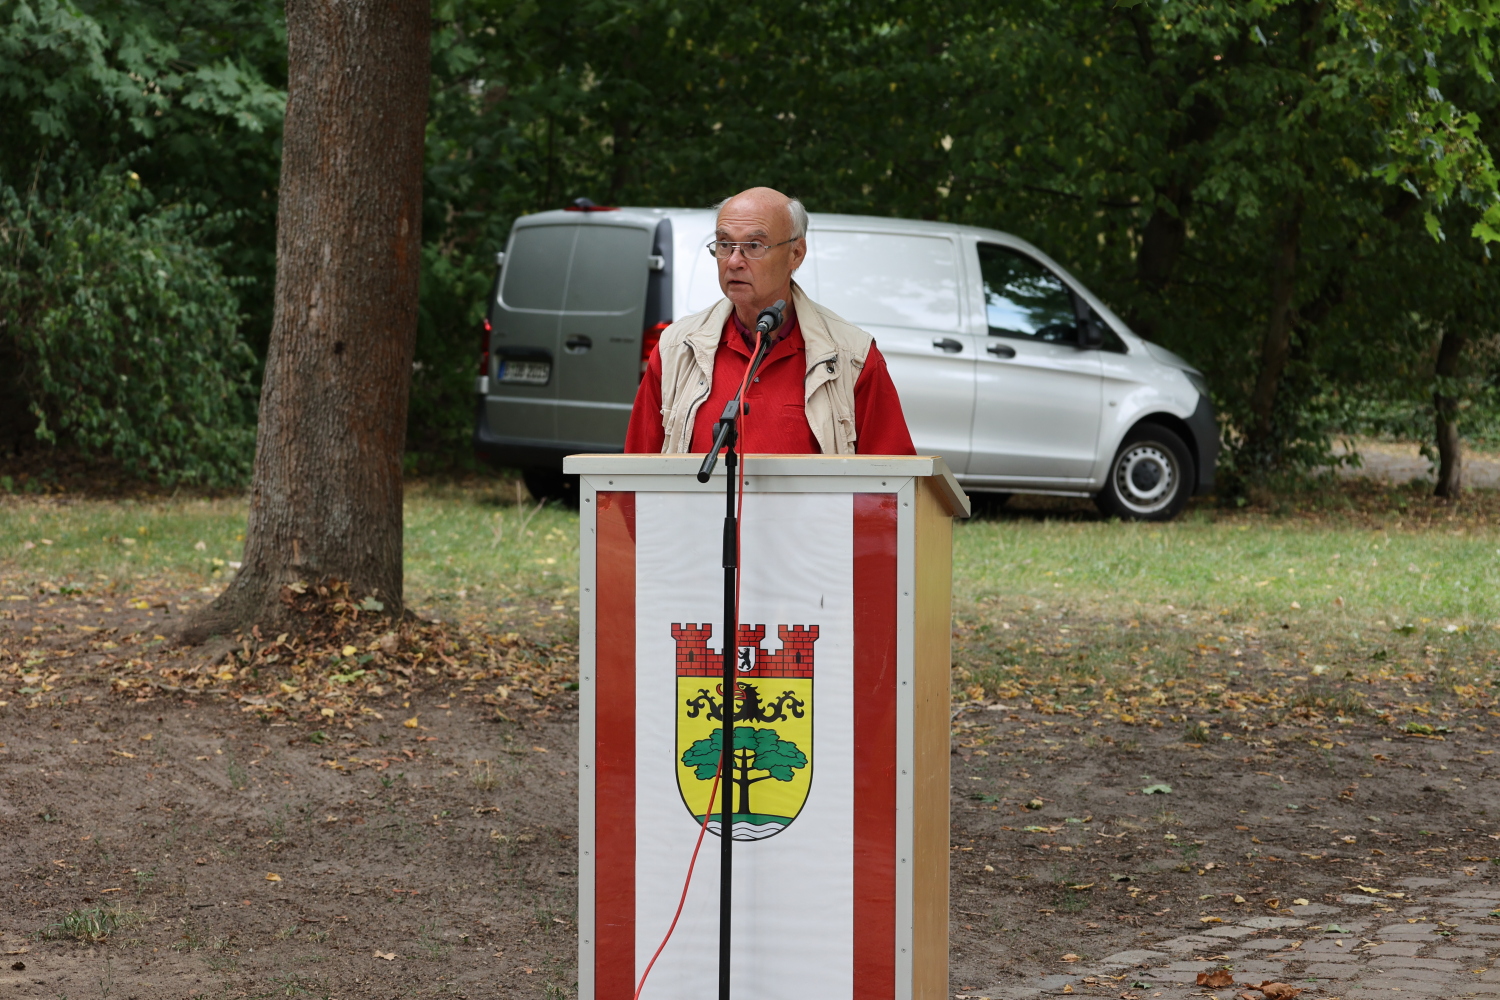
[755,300,786,337]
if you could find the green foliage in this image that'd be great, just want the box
[414,0,1500,482]
[682,726,808,782]
[4,0,1498,481]
[0,161,257,484]
[0,0,287,352]
[42,903,139,941]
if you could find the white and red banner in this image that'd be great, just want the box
[588,488,899,1000]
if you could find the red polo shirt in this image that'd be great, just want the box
[624,310,916,455]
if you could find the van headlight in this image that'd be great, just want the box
[1185,370,1210,398]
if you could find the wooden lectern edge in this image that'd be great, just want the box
[562,453,971,519]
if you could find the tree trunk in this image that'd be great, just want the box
[1136,185,1189,293]
[1245,205,1304,466]
[1433,326,1466,499]
[182,0,431,643]
[735,752,750,817]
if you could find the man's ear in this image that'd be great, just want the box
[788,237,808,272]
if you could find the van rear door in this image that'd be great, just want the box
[489,223,574,444]
[489,215,658,454]
[554,220,655,447]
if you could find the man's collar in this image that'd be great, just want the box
[730,303,798,350]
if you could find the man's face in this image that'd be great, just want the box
[714,196,806,313]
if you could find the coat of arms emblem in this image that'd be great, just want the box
[672,623,816,841]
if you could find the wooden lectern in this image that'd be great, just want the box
[566,455,969,1000]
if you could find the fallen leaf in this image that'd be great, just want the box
[1258,983,1303,999]
[1026,797,1044,810]
[139,733,152,741]
[403,717,420,729]
[375,952,395,961]
[1292,898,1309,906]
[1142,783,1173,795]
[110,750,136,758]
[1197,969,1233,988]
[1200,916,1224,924]
[342,645,358,657]
[1061,953,1080,962]
[265,873,282,882]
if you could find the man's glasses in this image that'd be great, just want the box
[706,238,796,260]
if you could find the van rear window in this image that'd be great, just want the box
[502,225,577,311]
[564,226,652,312]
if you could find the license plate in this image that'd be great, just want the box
[498,360,550,385]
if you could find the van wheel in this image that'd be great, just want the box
[521,467,579,507]
[1095,424,1193,521]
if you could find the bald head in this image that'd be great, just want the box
[713,187,809,328]
[714,187,807,241]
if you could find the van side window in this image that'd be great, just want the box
[978,244,1077,343]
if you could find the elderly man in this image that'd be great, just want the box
[624,187,915,455]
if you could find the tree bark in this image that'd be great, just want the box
[1433,326,1466,499]
[183,0,431,642]
[1246,204,1304,466]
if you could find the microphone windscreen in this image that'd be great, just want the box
[756,299,787,335]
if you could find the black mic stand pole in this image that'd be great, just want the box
[695,299,782,1000]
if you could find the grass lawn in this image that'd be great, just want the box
[0,477,582,634]
[2,477,1497,677]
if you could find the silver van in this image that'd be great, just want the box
[474,205,1216,520]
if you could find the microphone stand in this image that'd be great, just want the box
[695,299,783,1000]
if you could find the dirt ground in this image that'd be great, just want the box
[944,692,1500,998]
[1,582,584,1000]
[4,501,1500,998]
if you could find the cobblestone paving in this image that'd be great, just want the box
[966,874,1500,999]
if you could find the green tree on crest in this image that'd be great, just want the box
[682,726,807,821]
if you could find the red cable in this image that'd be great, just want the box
[632,764,722,1000]
[632,329,763,1000]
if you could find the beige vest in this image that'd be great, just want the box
[656,282,871,454]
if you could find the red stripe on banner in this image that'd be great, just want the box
[595,491,637,999]
[853,493,898,998]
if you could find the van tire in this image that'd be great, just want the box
[1095,423,1193,522]
[522,467,579,507]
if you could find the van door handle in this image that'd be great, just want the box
[932,338,963,353]
[564,335,592,354]
[987,343,1016,359]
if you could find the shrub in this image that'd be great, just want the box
[0,162,257,485]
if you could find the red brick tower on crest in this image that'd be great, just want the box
[671,623,817,679]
